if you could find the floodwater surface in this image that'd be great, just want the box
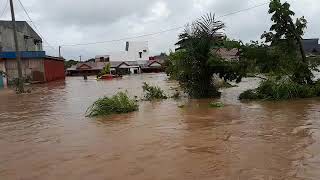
[0,73,320,180]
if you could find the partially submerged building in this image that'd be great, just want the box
[67,61,109,76]
[0,21,64,88]
[0,51,65,87]
[67,41,166,76]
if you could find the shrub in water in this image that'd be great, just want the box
[209,101,224,108]
[239,78,320,100]
[142,82,167,100]
[239,89,260,100]
[86,92,139,117]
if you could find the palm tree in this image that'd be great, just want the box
[172,13,227,98]
[175,13,225,51]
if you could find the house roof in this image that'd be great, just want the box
[212,48,239,61]
[110,61,147,68]
[140,60,164,69]
[95,55,110,59]
[67,62,108,71]
[302,39,320,53]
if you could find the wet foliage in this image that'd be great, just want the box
[240,78,320,100]
[239,0,320,100]
[142,82,167,100]
[209,101,225,108]
[64,60,78,69]
[97,63,111,78]
[167,13,246,98]
[86,92,139,117]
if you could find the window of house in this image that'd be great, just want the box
[139,52,142,58]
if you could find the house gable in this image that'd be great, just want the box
[148,61,162,67]
[77,64,92,70]
[117,62,131,68]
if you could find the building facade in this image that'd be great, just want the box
[108,41,150,62]
[0,21,43,52]
[0,51,65,86]
[67,41,166,76]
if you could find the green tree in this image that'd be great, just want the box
[64,60,78,69]
[261,0,312,84]
[101,63,111,75]
[169,13,245,98]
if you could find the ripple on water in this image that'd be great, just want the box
[0,73,320,180]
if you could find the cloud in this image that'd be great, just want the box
[1,0,319,59]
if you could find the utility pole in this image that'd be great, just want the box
[9,0,24,93]
[79,55,82,62]
[58,46,61,57]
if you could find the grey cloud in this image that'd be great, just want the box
[5,0,319,59]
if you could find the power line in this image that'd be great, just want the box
[62,26,184,47]
[0,0,9,18]
[218,2,269,18]
[61,1,269,47]
[16,0,56,50]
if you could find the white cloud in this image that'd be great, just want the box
[143,1,170,22]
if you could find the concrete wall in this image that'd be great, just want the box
[126,41,149,61]
[5,58,45,83]
[109,41,150,62]
[0,21,43,52]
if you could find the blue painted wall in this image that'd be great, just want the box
[0,51,46,59]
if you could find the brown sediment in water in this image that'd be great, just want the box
[0,73,320,180]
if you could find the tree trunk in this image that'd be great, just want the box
[289,20,307,63]
[296,37,307,63]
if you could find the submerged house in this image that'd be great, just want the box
[67,62,108,76]
[108,41,150,74]
[68,41,154,76]
[0,21,65,88]
[0,51,65,87]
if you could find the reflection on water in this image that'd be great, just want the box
[0,73,320,180]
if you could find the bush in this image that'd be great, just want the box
[142,82,167,100]
[209,101,225,108]
[239,78,320,100]
[239,89,260,100]
[86,92,139,117]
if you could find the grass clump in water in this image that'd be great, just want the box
[209,101,224,108]
[239,78,320,100]
[86,92,139,117]
[142,82,167,100]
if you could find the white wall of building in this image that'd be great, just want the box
[107,41,150,62]
[126,41,149,61]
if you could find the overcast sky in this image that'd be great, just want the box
[0,0,319,60]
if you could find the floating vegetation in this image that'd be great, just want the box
[209,101,225,108]
[86,92,139,117]
[142,82,167,100]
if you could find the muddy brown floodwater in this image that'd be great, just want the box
[1,73,320,180]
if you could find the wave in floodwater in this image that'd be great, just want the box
[0,73,320,180]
